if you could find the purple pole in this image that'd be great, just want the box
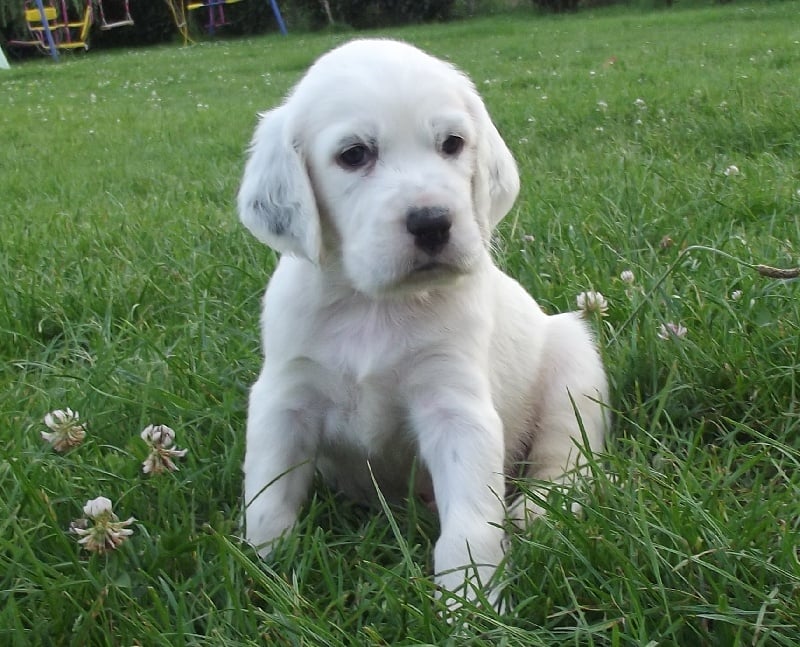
[33,0,59,61]
[269,0,287,35]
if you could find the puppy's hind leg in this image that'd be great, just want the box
[510,312,608,525]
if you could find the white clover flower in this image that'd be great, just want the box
[731,290,743,301]
[657,322,688,340]
[596,100,608,111]
[576,291,609,317]
[71,496,135,554]
[724,165,740,177]
[41,408,86,452]
[84,496,113,518]
[140,424,188,475]
[634,98,647,109]
[620,270,635,284]
[141,423,175,447]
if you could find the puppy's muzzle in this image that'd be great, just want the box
[406,207,452,256]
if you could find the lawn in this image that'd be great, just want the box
[1,1,799,644]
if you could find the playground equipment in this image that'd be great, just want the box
[184,0,286,36]
[165,0,286,44]
[10,0,285,59]
[186,0,240,34]
[97,0,133,29]
[10,1,92,52]
[8,0,133,56]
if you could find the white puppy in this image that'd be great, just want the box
[238,38,608,604]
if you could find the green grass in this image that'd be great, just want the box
[2,2,799,644]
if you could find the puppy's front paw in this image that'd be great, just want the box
[245,503,298,557]
[433,526,506,612]
[507,481,588,529]
[435,570,508,615]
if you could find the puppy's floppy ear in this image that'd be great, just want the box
[237,106,321,263]
[465,86,521,229]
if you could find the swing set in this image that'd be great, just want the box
[166,0,286,43]
[187,0,241,35]
[11,0,286,60]
[188,0,285,35]
[9,0,133,55]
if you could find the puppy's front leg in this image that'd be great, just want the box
[244,374,318,556]
[409,381,507,603]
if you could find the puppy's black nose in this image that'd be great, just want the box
[406,207,451,255]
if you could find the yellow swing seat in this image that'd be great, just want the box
[25,6,58,22]
[186,0,243,9]
[57,5,92,50]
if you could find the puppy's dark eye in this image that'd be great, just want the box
[338,144,372,169]
[441,135,464,157]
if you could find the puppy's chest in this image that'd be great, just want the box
[310,307,414,450]
[321,373,404,450]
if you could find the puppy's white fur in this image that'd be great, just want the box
[238,39,608,603]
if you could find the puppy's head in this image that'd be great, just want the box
[238,39,519,296]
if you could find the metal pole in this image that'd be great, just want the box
[268,0,288,35]
[33,0,59,61]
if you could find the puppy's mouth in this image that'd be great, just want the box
[404,258,469,284]
[413,261,448,273]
